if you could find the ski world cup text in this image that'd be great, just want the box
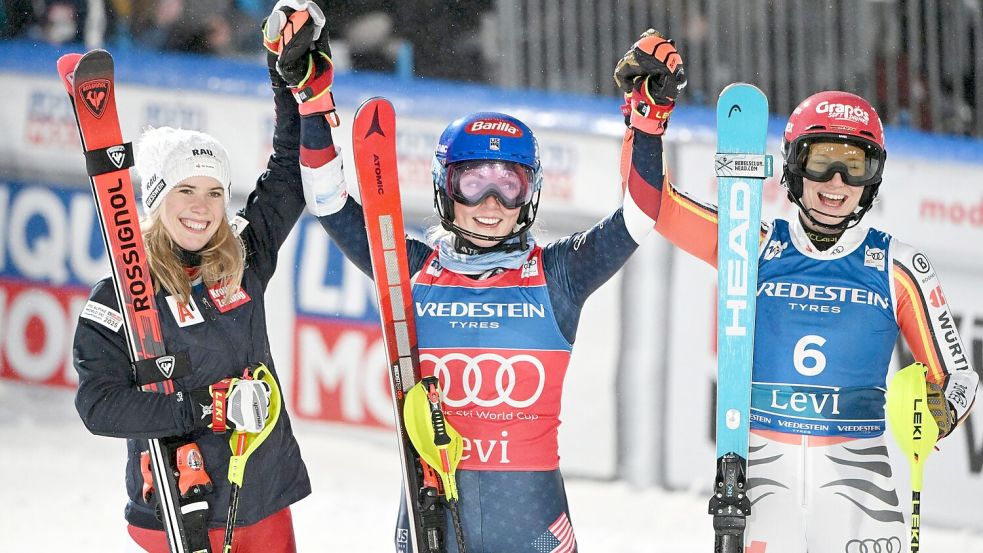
[724,181,752,336]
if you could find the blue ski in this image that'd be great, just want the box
[708,83,771,553]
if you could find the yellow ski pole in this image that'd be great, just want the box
[405,376,467,552]
[886,362,940,553]
[223,364,281,553]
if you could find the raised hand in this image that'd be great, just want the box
[614,29,687,135]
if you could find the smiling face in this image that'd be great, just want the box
[159,175,227,251]
[452,195,522,248]
[798,172,864,232]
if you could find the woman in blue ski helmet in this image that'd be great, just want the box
[430,112,544,254]
[304,102,678,550]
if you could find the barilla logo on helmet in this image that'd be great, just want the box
[815,100,870,125]
[467,119,523,137]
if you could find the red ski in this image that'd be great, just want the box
[57,50,205,553]
[352,97,455,553]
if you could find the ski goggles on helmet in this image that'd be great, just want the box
[787,137,884,187]
[446,160,535,209]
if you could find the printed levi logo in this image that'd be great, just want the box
[78,79,111,119]
[467,119,522,137]
[155,355,176,378]
[107,145,127,169]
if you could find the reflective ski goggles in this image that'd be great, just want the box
[446,160,535,209]
[788,138,884,187]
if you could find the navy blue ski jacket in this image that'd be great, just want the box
[72,86,311,530]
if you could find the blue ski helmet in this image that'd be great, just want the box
[432,112,543,246]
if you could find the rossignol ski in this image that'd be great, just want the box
[57,50,208,553]
[708,83,771,553]
[351,97,464,553]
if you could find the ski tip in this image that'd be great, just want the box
[56,53,84,96]
[719,82,765,97]
[353,96,395,142]
[355,96,393,116]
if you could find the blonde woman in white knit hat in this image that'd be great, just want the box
[70,3,339,550]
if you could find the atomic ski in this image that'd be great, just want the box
[351,97,455,553]
[58,50,206,553]
[709,83,771,553]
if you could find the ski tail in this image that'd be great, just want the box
[351,97,449,553]
[710,83,771,552]
[58,50,200,553]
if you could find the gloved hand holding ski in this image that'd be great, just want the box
[614,29,687,135]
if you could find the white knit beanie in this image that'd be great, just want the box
[135,127,232,214]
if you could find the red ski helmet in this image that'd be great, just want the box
[782,91,887,229]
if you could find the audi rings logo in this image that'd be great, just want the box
[423,353,546,408]
[844,537,903,553]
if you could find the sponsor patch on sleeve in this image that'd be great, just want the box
[80,300,124,332]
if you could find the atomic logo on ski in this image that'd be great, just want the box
[78,79,111,118]
[365,106,386,138]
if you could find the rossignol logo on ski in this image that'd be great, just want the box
[105,178,153,313]
[467,119,522,137]
[154,355,175,378]
[78,79,111,119]
[107,145,127,169]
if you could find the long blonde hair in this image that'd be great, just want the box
[142,212,246,305]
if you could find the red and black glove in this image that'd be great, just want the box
[262,0,339,124]
[614,29,687,136]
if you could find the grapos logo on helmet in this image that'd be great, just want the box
[423,352,546,408]
[815,100,870,125]
[467,119,523,137]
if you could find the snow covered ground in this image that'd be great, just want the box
[2,381,981,552]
